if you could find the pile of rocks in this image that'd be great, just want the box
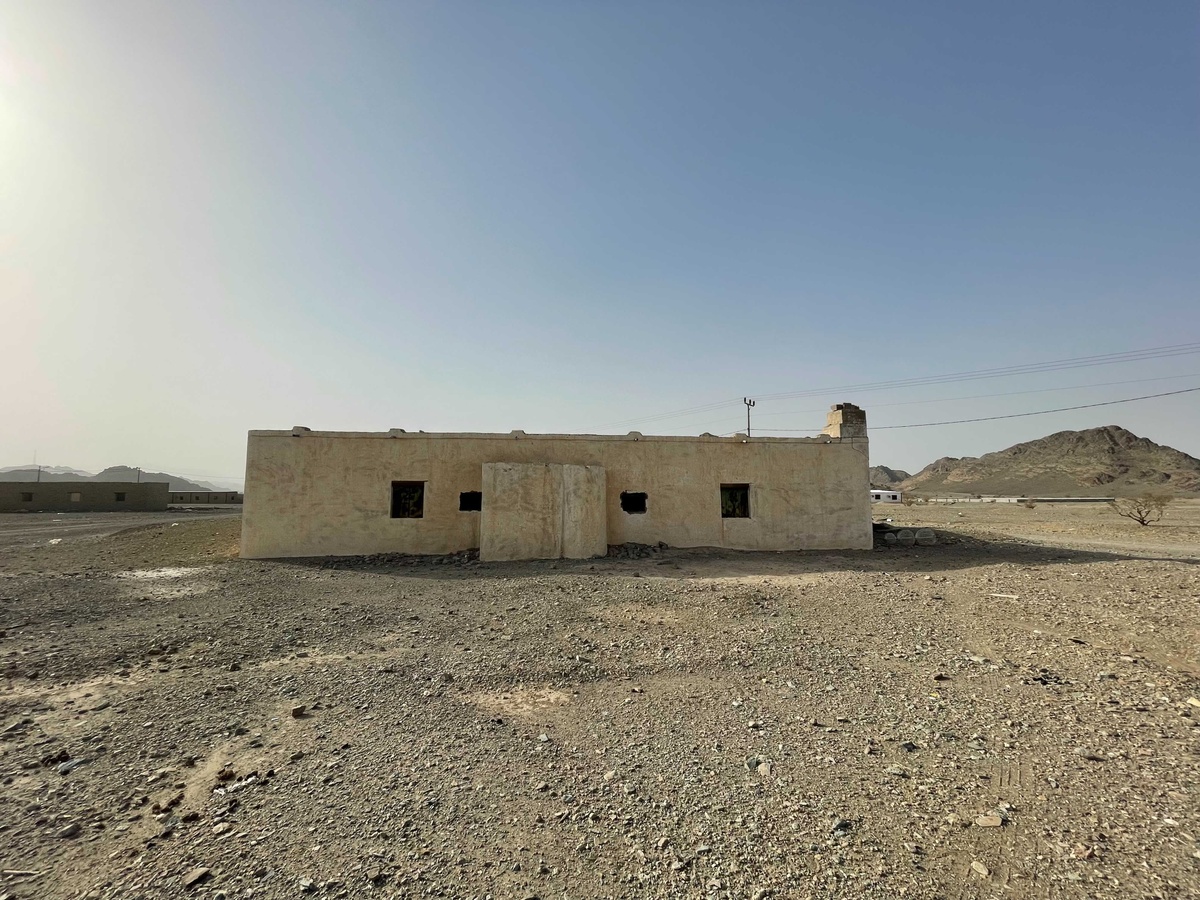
[606,541,669,559]
[319,548,480,570]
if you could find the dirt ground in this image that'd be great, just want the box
[1,504,1197,900]
[879,498,1200,554]
[0,510,241,562]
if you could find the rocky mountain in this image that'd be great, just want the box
[94,466,231,492]
[869,465,911,488]
[0,465,231,492]
[898,426,1200,496]
[0,465,93,476]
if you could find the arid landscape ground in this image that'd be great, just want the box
[2,503,1198,900]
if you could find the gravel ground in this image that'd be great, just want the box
[0,510,241,559]
[1,507,1198,900]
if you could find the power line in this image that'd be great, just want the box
[870,386,1200,430]
[756,343,1200,404]
[762,386,1200,432]
[599,341,1200,429]
[749,371,1200,422]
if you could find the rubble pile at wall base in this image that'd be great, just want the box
[606,541,669,560]
[316,549,481,570]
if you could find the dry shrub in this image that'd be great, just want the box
[1109,492,1173,526]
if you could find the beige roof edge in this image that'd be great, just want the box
[247,429,865,444]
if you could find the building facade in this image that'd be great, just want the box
[0,482,170,513]
[870,489,903,503]
[169,491,244,505]
[241,404,871,561]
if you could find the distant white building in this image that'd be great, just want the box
[870,489,903,503]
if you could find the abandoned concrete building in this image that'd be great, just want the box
[169,490,244,505]
[241,403,870,561]
[0,481,169,513]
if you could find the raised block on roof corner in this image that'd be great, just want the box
[820,403,867,439]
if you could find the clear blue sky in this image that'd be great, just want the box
[2,1,1198,485]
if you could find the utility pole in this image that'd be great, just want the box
[743,397,756,437]
[36,465,42,483]
[136,467,141,483]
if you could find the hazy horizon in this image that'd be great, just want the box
[2,1,1197,481]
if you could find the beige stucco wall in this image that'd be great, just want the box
[240,428,871,559]
[478,463,607,561]
[559,464,607,560]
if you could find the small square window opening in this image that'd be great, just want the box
[115,492,126,502]
[69,492,82,503]
[720,484,750,519]
[20,492,33,502]
[391,481,425,518]
[459,491,482,512]
[620,491,648,514]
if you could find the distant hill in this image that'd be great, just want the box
[0,465,231,492]
[869,465,911,488]
[0,465,93,477]
[898,426,1200,497]
[94,466,230,492]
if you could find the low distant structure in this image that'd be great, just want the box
[921,495,1115,504]
[169,491,243,505]
[241,403,873,561]
[870,489,903,503]
[0,482,169,513]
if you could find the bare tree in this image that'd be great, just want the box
[1109,492,1173,526]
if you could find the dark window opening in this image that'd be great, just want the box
[459,490,482,512]
[620,491,648,514]
[391,481,425,518]
[720,484,750,518]
[115,492,127,502]
[20,492,33,502]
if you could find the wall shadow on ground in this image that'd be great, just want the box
[271,527,1200,583]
